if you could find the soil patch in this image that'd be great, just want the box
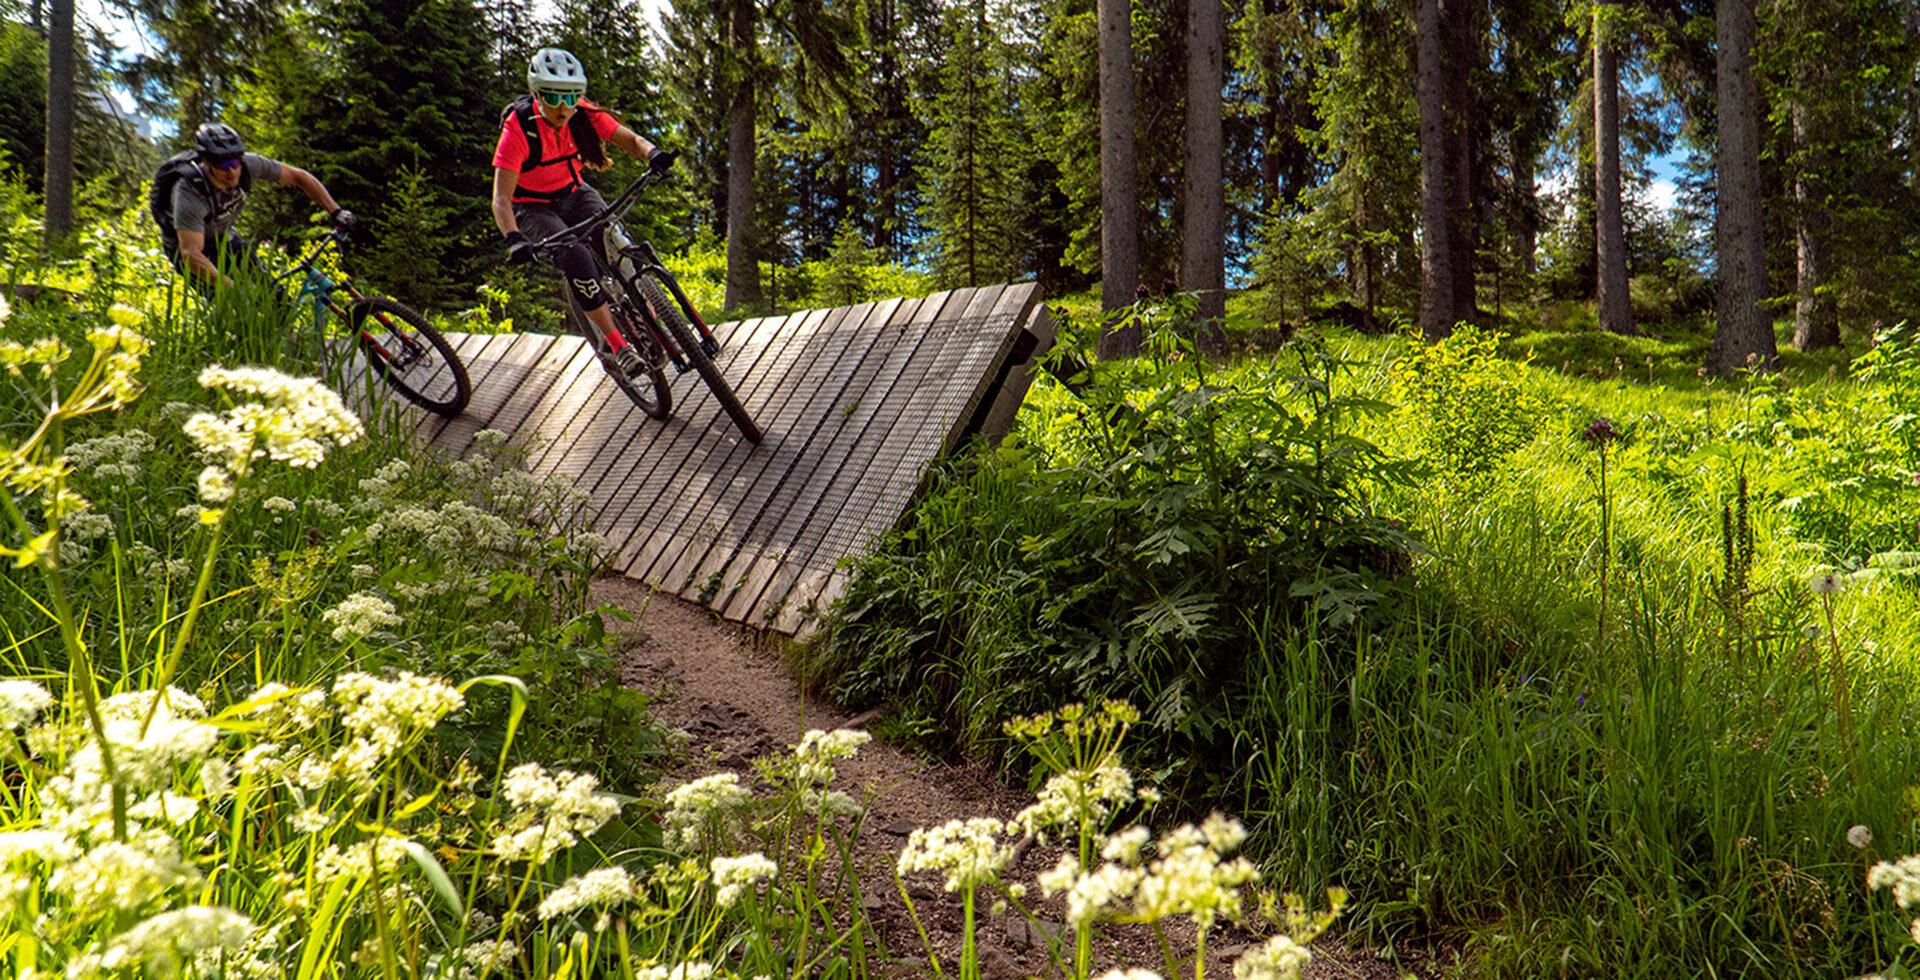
[596,578,1454,979]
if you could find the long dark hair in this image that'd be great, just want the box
[570,99,610,171]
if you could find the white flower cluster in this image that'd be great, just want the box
[315,835,418,881]
[537,866,637,922]
[1014,762,1137,838]
[661,773,753,850]
[491,763,622,862]
[1232,934,1313,980]
[0,679,54,728]
[67,904,254,979]
[321,592,401,644]
[710,852,778,907]
[427,939,522,980]
[634,963,716,980]
[331,671,464,754]
[365,501,517,558]
[792,728,872,785]
[1036,814,1257,929]
[184,366,362,513]
[240,682,329,733]
[897,817,1012,892]
[65,429,155,481]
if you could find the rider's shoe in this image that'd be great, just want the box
[613,344,647,378]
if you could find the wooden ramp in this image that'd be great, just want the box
[346,283,1051,636]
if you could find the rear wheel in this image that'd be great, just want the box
[638,272,761,443]
[351,297,471,416]
[571,292,672,420]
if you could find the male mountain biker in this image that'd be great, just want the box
[151,122,357,290]
[492,46,677,377]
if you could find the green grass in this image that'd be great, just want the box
[808,301,1920,977]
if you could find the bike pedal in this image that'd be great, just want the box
[700,337,721,357]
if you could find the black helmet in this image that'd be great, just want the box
[193,123,246,161]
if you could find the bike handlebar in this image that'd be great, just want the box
[525,169,667,259]
[276,226,354,284]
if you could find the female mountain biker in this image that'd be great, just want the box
[492,47,678,377]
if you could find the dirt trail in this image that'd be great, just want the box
[596,578,1447,980]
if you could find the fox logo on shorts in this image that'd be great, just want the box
[572,276,602,299]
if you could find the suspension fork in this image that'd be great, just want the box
[632,241,721,352]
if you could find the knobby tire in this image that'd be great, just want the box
[573,292,672,420]
[352,297,471,417]
[638,272,762,444]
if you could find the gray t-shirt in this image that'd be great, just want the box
[170,154,284,239]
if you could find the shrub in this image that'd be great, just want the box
[1387,324,1549,483]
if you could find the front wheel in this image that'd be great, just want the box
[638,272,761,443]
[351,297,471,417]
[571,292,672,420]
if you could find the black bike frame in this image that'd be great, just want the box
[526,171,721,369]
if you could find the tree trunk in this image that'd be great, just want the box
[1416,0,1453,342]
[1442,0,1477,323]
[1183,0,1225,348]
[43,0,75,246]
[1710,0,1775,373]
[1594,0,1634,335]
[1096,0,1140,358]
[1260,0,1281,217]
[1792,95,1838,350]
[1514,149,1537,278]
[724,0,764,312]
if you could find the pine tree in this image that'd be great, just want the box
[919,0,1017,288]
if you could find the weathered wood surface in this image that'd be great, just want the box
[338,283,1047,634]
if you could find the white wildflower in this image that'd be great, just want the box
[661,772,752,849]
[537,867,636,921]
[50,834,200,910]
[634,963,716,980]
[94,905,254,978]
[491,764,621,862]
[1851,825,1874,849]
[792,728,871,785]
[263,496,297,513]
[321,593,400,644]
[1015,762,1138,836]
[710,853,778,907]
[291,808,329,834]
[0,680,53,728]
[1233,935,1312,980]
[896,817,1010,892]
[1131,817,1259,928]
[1810,570,1843,595]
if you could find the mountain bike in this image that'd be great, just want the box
[527,169,762,444]
[277,228,472,417]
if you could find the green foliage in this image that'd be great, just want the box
[1387,324,1550,482]
[813,320,1418,790]
[363,165,456,311]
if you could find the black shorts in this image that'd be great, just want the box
[514,185,611,312]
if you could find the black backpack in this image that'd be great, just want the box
[501,95,608,202]
[149,150,253,243]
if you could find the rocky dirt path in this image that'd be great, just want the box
[595,578,1449,980]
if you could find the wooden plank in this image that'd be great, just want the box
[418,333,518,446]
[665,299,887,607]
[518,334,632,481]
[433,333,558,458]
[508,338,602,472]
[612,305,827,588]
[735,290,971,628]
[767,286,1020,632]
[589,306,803,570]
[473,335,586,454]
[711,296,925,622]
[939,284,1041,453]
[969,303,1055,446]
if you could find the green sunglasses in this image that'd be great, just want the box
[536,90,581,108]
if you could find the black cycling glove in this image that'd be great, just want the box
[648,147,678,174]
[331,208,358,230]
[504,231,533,266]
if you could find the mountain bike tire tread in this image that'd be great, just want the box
[353,297,472,417]
[639,272,762,444]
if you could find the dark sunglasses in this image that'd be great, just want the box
[536,90,581,108]
[208,155,244,171]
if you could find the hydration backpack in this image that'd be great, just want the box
[501,95,610,202]
[149,151,253,243]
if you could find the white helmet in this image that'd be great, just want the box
[528,48,587,94]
